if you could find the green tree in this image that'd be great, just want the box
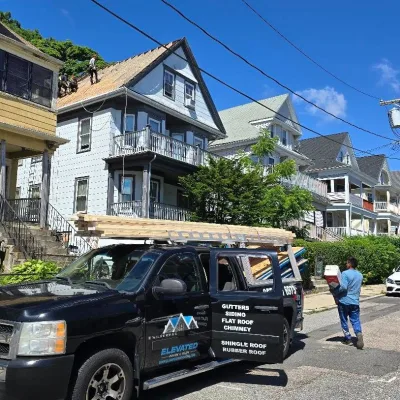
[0,11,108,76]
[179,129,313,227]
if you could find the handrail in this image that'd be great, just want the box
[46,202,92,255]
[0,195,44,259]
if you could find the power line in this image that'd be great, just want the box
[88,0,400,161]
[240,0,381,101]
[161,0,395,142]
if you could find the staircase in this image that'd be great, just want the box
[0,197,92,269]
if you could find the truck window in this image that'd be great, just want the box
[217,256,240,292]
[158,253,203,293]
[237,255,275,289]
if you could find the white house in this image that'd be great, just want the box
[17,38,226,222]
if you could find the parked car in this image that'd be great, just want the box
[0,243,303,400]
[386,266,400,295]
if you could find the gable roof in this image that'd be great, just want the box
[211,94,292,147]
[0,22,63,66]
[356,155,386,181]
[57,38,225,134]
[299,132,349,171]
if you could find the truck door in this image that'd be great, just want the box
[144,249,211,369]
[210,249,284,364]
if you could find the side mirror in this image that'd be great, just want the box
[153,279,187,298]
[393,268,396,273]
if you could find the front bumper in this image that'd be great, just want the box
[0,354,74,400]
[386,283,400,294]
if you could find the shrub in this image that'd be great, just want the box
[0,260,61,285]
[295,236,400,285]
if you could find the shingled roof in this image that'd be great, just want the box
[391,171,400,190]
[299,133,349,171]
[57,39,180,109]
[356,155,386,181]
[212,94,290,146]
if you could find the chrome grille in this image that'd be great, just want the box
[395,281,400,285]
[0,322,15,359]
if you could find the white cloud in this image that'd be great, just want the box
[60,8,74,25]
[374,59,400,94]
[293,86,347,121]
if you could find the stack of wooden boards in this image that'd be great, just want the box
[72,214,295,246]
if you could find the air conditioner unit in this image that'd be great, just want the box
[185,97,196,109]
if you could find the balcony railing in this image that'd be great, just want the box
[110,201,191,221]
[374,201,400,215]
[349,193,363,208]
[281,172,328,198]
[112,129,219,167]
[327,192,346,202]
[326,227,347,237]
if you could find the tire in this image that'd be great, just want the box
[283,318,291,359]
[70,348,134,400]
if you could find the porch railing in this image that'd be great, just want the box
[0,196,44,259]
[281,172,328,198]
[326,227,347,237]
[150,202,191,221]
[111,201,191,221]
[112,129,219,167]
[8,198,41,223]
[46,203,92,255]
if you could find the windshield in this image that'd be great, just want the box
[396,266,400,273]
[56,245,160,291]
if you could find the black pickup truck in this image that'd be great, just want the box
[0,243,303,400]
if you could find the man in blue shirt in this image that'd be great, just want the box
[329,257,364,349]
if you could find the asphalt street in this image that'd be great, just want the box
[142,295,400,400]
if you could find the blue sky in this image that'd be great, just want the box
[3,0,400,168]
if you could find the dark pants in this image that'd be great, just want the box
[0,250,5,267]
[338,303,362,340]
[90,68,98,84]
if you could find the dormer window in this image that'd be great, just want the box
[163,69,175,100]
[338,151,344,162]
[184,81,195,109]
[282,130,287,146]
[380,171,389,185]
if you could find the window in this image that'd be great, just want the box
[194,136,204,149]
[149,118,161,133]
[150,179,160,203]
[158,253,202,293]
[163,69,175,99]
[78,118,91,152]
[29,184,41,199]
[282,130,287,146]
[0,51,53,107]
[6,54,30,100]
[268,157,275,166]
[15,187,21,199]
[31,155,42,164]
[217,256,239,292]
[338,151,344,162]
[177,190,189,209]
[120,176,135,202]
[75,178,89,213]
[184,81,195,108]
[124,114,135,133]
[270,125,274,138]
[31,64,53,107]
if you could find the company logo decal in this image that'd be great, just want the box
[163,313,199,334]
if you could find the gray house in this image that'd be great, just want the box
[17,38,226,222]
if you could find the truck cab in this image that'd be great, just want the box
[0,243,303,400]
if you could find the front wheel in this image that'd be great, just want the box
[70,348,134,400]
[283,318,291,359]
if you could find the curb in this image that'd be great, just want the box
[304,293,385,315]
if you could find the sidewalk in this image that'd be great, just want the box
[304,284,386,314]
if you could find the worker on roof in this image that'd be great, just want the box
[69,75,78,92]
[89,54,99,85]
[58,72,68,97]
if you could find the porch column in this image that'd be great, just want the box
[345,209,351,236]
[0,140,6,198]
[40,150,51,229]
[361,215,365,236]
[344,176,350,202]
[373,219,377,235]
[387,190,391,205]
[142,164,150,218]
[330,179,334,193]
[388,219,392,236]
[107,166,114,215]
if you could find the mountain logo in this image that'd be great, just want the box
[163,314,199,334]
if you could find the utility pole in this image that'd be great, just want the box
[380,98,400,129]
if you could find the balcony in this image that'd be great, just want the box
[111,129,219,167]
[328,192,374,211]
[281,172,328,199]
[374,201,400,215]
[110,201,191,221]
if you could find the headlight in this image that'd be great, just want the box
[387,278,395,284]
[18,321,66,356]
